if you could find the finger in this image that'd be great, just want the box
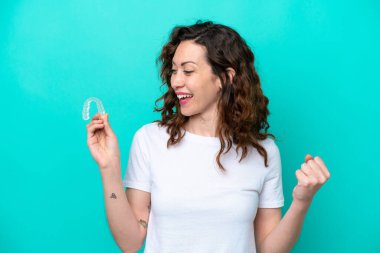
[87,123,105,137]
[93,119,104,124]
[305,154,313,163]
[89,119,104,125]
[301,163,313,177]
[100,113,107,120]
[88,123,104,132]
[307,160,327,182]
[92,113,101,121]
[314,156,331,178]
[102,114,114,137]
[298,166,320,188]
[300,163,319,185]
[86,119,103,129]
[295,169,310,186]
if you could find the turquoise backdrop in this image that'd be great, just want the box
[1,0,379,252]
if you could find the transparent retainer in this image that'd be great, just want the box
[82,97,106,120]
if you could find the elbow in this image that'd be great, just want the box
[122,250,138,253]
[258,245,291,253]
[257,241,290,253]
[122,249,139,253]
[117,225,145,252]
[119,242,143,253]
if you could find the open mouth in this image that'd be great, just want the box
[177,94,193,100]
[178,95,193,105]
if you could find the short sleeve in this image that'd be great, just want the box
[258,140,284,208]
[122,126,152,193]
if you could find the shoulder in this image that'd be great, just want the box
[258,137,279,154]
[138,121,167,136]
[133,121,169,147]
[257,138,281,168]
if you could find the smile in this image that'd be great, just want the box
[179,96,193,105]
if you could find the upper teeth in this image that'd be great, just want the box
[177,94,193,99]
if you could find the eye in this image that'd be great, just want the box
[184,71,193,75]
[169,69,177,75]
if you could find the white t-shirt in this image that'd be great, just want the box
[122,122,284,253]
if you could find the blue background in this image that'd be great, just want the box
[1,0,379,252]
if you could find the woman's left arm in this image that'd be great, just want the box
[258,155,331,253]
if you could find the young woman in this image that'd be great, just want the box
[86,20,331,253]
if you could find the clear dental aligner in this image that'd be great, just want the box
[82,97,106,120]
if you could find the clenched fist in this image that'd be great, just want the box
[292,155,331,204]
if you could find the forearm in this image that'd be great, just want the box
[100,168,142,253]
[260,200,311,253]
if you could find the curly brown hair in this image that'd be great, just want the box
[152,20,277,173]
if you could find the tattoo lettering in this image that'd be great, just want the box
[138,219,148,229]
[110,193,117,199]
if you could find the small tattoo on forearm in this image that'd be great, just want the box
[110,193,117,199]
[138,219,148,229]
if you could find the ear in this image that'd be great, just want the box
[226,67,236,84]
[218,67,236,89]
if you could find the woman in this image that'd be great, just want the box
[86,20,331,253]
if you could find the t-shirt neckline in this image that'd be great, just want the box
[183,128,221,145]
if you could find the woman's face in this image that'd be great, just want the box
[170,40,222,117]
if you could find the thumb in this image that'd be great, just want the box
[305,154,313,163]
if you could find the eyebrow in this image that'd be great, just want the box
[172,61,197,66]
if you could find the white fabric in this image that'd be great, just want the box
[122,122,284,253]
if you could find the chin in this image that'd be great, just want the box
[179,111,193,117]
[179,108,196,117]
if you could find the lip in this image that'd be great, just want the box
[179,96,192,105]
[175,92,193,95]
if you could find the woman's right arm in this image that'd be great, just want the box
[86,113,146,252]
[100,168,145,253]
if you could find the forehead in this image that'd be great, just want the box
[172,40,207,65]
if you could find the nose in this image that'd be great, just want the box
[171,71,185,90]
